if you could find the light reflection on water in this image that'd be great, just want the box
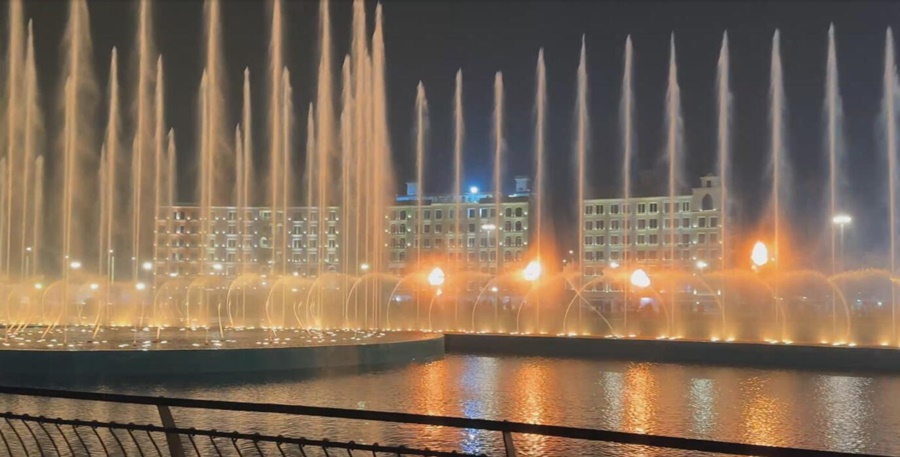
[2,355,900,456]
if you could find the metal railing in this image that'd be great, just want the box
[0,385,886,456]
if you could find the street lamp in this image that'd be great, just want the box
[428,267,446,287]
[696,260,708,272]
[142,261,153,272]
[751,241,769,268]
[523,260,542,282]
[69,260,82,270]
[135,282,146,291]
[360,263,370,272]
[630,269,651,289]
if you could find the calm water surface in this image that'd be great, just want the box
[2,355,899,456]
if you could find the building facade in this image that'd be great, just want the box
[386,177,532,275]
[155,178,532,278]
[582,175,725,275]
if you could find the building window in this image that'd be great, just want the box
[637,220,646,230]
[585,221,593,231]
[649,203,658,213]
[698,234,707,244]
[424,225,431,234]
[597,235,605,246]
[468,223,476,233]
[436,210,443,219]
[682,217,690,228]
[515,237,523,247]
[682,202,690,212]
[292,239,302,249]
[637,235,645,245]
[261,211,271,220]
[424,210,431,220]
[480,208,489,218]
[515,207,524,217]
[649,219,658,229]
[480,238,488,247]
[505,208,512,217]
[710,234,718,244]
[611,220,620,230]
[400,224,407,233]
[504,221,511,232]
[435,224,442,233]
[610,205,619,215]
[710,217,719,228]
[424,239,432,249]
[702,194,714,211]
[228,211,236,220]
[480,252,488,262]
[682,234,690,245]
[468,237,475,247]
[504,251,512,261]
[698,217,707,228]
[649,234,658,245]
[400,210,408,220]
[328,225,336,234]
[637,203,646,214]
[611,236,620,246]
[505,236,511,246]
[468,208,476,218]
[515,221,523,231]
[585,236,593,245]
[598,220,605,230]
[585,206,594,215]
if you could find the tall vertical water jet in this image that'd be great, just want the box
[368,4,395,276]
[371,4,393,324]
[198,71,210,276]
[340,55,352,321]
[414,82,428,268]
[576,37,588,274]
[717,32,731,271]
[60,0,98,276]
[153,56,165,285]
[200,0,229,274]
[316,0,336,275]
[268,0,284,275]
[102,48,120,279]
[883,28,898,342]
[32,156,44,275]
[770,30,787,281]
[5,0,24,276]
[825,25,845,274]
[620,35,634,335]
[351,0,368,277]
[665,34,684,334]
[534,50,546,272]
[454,70,464,270]
[165,130,176,276]
[131,0,155,280]
[281,68,292,276]
[493,72,504,276]
[21,19,41,277]
[825,24,845,339]
[665,34,684,274]
[453,69,464,329]
[241,68,252,273]
[305,103,316,275]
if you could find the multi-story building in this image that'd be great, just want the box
[155,177,532,278]
[156,206,342,278]
[386,177,532,275]
[582,175,725,276]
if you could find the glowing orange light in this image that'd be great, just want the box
[751,241,769,267]
[428,267,445,287]
[630,269,651,288]
[523,260,542,282]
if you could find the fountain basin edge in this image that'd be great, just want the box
[444,333,900,373]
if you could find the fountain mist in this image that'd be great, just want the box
[268,0,284,275]
[22,19,42,277]
[665,34,684,334]
[770,30,787,270]
[131,0,155,281]
[240,68,252,273]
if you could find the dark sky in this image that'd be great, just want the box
[18,0,900,262]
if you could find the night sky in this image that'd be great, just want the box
[18,0,900,263]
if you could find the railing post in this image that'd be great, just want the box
[156,404,186,457]
[502,430,517,457]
